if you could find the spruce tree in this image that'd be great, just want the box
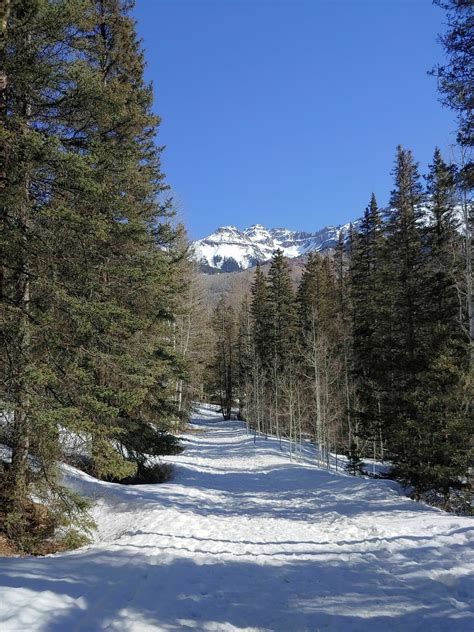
[433,0,474,150]
[334,230,354,449]
[350,194,385,456]
[267,250,297,372]
[1,0,93,547]
[382,146,431,483]
[249,264,271,434]
[210,297,235,420]
[250,263,271,370]
[267,250,297,439]
[236,294,252,420]
[39,0,183,479]
[1,0,186,548]
[414,148,471,499]
[433,0,473,373]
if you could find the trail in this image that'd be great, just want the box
[0,406,473,631]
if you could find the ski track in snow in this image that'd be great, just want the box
[1,406,473,631]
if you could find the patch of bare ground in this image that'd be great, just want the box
[0,534,18,557]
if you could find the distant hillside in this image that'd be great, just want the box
[199,255,308,308]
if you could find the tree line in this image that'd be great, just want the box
[208,145,472,508]
[207,0,473,510]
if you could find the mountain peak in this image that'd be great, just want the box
[192,220,356,273]
[214,225,240,233]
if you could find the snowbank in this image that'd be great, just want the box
[0,406,473,631]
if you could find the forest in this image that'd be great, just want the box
[0,0,472,558]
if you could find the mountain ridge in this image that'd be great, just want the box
[191,221,356,272]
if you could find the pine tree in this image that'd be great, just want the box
[248,264,271,435]
[235,294,252,420]
[210,297,235,420]
[413,148,472,499]
[40,0,184,479]
[382,146,431,483]
[425,149,461,344]
[267,250,297,372]
[1,0,186,549]
[433,0,474,150]
[1,0,93,547]
[250,262,271,370]
[433,0,473,373]
[350,194,385,457]
[267,250,297,439]
[334,230,354,450]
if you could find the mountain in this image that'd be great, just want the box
[191,222,355,272]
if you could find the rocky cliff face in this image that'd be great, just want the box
[191,222,355,272]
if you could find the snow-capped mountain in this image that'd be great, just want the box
[192,222,355,272]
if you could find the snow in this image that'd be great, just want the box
[192,222,356,271]
[1,406,473,631]
[192,202,469,273]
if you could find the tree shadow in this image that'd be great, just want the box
[1,544,473,631]
[3,414,472,630]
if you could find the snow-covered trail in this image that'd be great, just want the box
[1,407,473,631]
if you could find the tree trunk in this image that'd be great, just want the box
[10,25,33,509]
[10,158,32,508]
[0,0,11,302]
[462,190,473,373]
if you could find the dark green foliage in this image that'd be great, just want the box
[298,252,337,341]
[235,294,253,418]
[433,0,474,148]
[209,297,236,419]
[297,252,343,459]
[250,263,272,369]
[267,250,298,372]
[228,146,471,507]
[0,0,188,549]
[391,149,471,496]
[117,462,174,486]
[378,147,427,453]
[345,443,365,477]
[350,195,385,447]
[355,147,472,499]
[115,419,183,470]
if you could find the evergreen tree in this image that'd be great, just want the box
[382,146,431,482]
[250,263,271,370]
[345,442,365,477]
[334,230,354,449]
[350,194,385,456]
[425,149,461,343]
[267,250,297,372]
[248,265,271,435]
[433,0,473,374]
[267,250,297,439]
[1,0,93,547]
[412,148,471,498]
[1,0,186,549]
[210,297,235,420]
[433,0,474,150]
[41,0,183,478]
[235,294,252,420]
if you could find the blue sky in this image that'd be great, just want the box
[133,0,455,239]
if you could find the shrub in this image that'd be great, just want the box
[115,462,174,485]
